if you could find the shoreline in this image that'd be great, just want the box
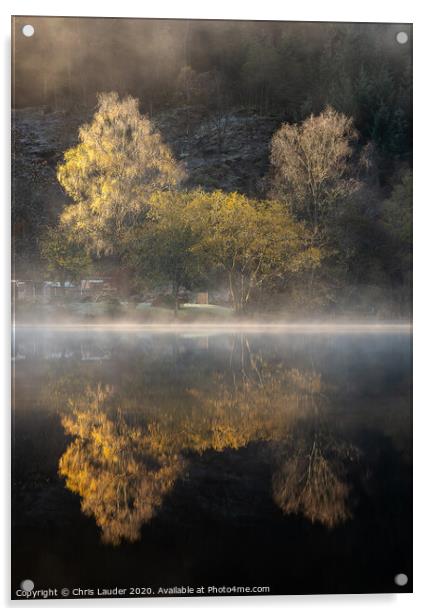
[13,321,413,333]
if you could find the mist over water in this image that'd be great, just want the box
[13,321,413,337]
[12,327,412,594]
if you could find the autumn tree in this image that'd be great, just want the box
[125,190,204,315]
[187,191,321,312]
[40,225,90,289]
[57,92,186,255]
[270,107,363,239]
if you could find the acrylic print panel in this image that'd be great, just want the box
[11,16,412,600]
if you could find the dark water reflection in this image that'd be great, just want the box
[12,329,412,595]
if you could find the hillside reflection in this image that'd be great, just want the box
[57,336,362,544]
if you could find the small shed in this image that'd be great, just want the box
[195,292,209,305]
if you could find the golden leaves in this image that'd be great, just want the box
[59,385,184,545]
[57,92,186,253]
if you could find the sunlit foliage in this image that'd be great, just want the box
[123,189,321,312]
[57,92,186,254]
[185,191,321,311]
[270,107,362,236]
[34,93,411,316]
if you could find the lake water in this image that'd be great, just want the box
[12,327,412,597]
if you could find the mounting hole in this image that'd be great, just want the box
[394,573,408,586]
[22,24,34,38]
[396,31,408,45]
[20,579,34,592]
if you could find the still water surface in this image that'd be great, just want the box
[12,328,412,596]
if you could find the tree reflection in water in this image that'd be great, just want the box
[271,368,360,527]
[59,385,184,545]
[272,428,359,528]
[58,336,361,544]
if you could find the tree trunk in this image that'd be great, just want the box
[173,280,179,318]
[229,271,250,314]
